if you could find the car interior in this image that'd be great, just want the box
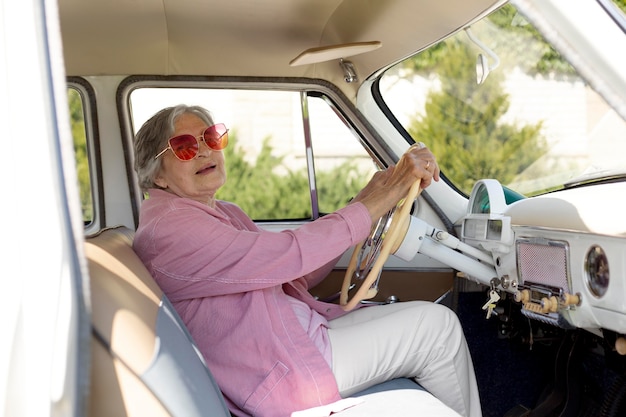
[7,0,626,416]
[70,0,509,414]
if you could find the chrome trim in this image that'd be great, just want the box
[300,91,320,219]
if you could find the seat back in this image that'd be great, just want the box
[86,226,230,417]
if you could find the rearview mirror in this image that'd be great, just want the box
[465,28,500,84]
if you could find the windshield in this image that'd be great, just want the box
[379,3,626,197]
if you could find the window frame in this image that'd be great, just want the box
[67,77,104,233]
[117,76,392,227]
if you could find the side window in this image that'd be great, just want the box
[68,87,93,225]
[308,96,377,214]
[217,90,310,219]
[129,87,376,221]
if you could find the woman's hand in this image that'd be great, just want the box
[351,144,440,223]
[388,143,440,190]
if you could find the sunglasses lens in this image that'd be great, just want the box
[170,135,199,160]
[203,123,229,150]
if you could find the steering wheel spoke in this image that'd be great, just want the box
[340,181,423,310]
[354,209,393,280]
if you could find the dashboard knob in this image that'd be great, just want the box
[435,230,449,240]
[541,296,558,313]
[514,289,530,303]
[616,337,626,356]
[562,292,581,307]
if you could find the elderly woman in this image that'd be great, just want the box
[133,104,481,417]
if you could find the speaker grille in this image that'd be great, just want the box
[516,239,569,290]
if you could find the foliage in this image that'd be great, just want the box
[407,36,546,195]
[216,135,309,219]
[402,4,575,76]
[614,0,626,14]
[68,89,93,221]
[317,160,368,214]
[217,135,368,220]
[487,4,576,75]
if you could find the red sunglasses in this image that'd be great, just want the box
[154,123,229,161]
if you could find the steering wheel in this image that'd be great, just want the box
[339,179,423,311]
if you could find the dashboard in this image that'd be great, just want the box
[460,179,626,339]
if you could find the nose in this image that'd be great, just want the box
[196,137,212,157]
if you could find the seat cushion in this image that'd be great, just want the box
[87,226,230,417]
[352,378,425,397]
[293,382,459,417]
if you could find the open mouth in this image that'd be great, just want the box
[196,163,216,175]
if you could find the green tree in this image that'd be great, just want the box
[217,135,311,219]
[613,0,626,14]
[407,38,545,194]
[217,134,368,220]
[317,160,368,213]
[487,4,575,76]
[402,4,575,77]
[68,88,93,221]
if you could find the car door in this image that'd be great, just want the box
[0,0,89,416]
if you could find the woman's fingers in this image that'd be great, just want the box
[394,145,440,189]
[350,146,440,222]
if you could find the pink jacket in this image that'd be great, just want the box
[133,189,371,416]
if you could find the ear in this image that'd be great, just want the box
[154,172,168,189]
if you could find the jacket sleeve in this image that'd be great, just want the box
[145,200,371,301]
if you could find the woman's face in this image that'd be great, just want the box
[154,113,226,205]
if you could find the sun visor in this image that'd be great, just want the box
[289,41,381,66]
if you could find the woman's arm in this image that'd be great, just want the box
[143,201,371,300]
[301,253,342,289]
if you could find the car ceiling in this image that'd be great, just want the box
[58,0,503,98]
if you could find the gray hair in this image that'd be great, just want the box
[134,104,215,191]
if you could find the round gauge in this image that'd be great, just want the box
[585,245,609,297]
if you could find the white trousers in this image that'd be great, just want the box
[328,301,482,417]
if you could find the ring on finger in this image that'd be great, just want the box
[425,160,430,169]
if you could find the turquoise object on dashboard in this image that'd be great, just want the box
[503,186,526,205]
